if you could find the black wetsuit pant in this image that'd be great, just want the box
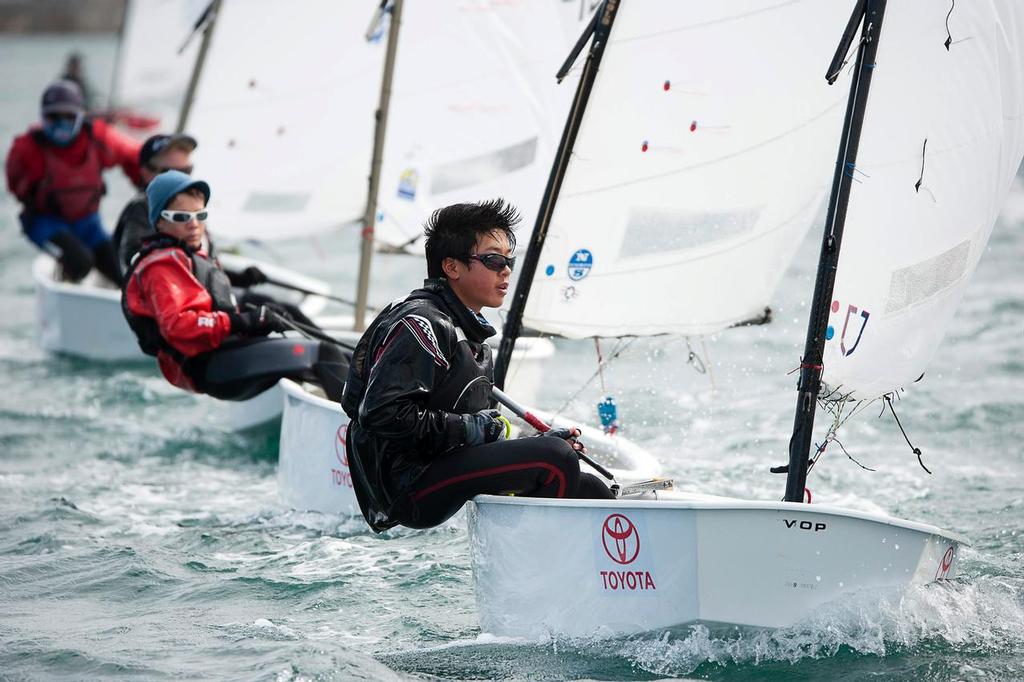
[188,337,349,402]
[49,230,121,285]
[401,436,616,529]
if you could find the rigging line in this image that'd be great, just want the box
[684,337,706,375]
[883,394,932,474]
[594,338,607,393]
[835,34,868,83]
[834,396,878,432]
[944,0,955,51]
[612,0,800,44]
[700,336,716,392]
[832,436,875,471]
[551,336,638,419]
[915,138,928,193]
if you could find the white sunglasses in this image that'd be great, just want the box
[160,209,209,223]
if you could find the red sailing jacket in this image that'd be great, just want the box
[5,119,143,222]
[123,244,236,391]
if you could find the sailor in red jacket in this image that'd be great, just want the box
[122,170,347,402]
[5,80,143,284]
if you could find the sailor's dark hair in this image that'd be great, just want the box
[424,199,520,279]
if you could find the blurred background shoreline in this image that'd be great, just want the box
[0,0,125,33]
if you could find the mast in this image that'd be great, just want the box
[107,0,131,111]
[493,0,620,389]
[176,0,221,133]
[354,0,404,331]
[784,0,887,502]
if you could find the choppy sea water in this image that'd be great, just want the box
[1,34,1022,681]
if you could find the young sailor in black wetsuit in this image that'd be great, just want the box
[343,199,615,532]
[121,170,347,401]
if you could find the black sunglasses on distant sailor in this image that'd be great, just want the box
[462,253,516,272]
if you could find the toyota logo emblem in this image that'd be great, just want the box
[334,424,349,468]
[602,513,640,564]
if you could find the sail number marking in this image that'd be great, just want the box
[784,519,827,532]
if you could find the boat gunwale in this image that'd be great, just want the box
[470,493,970,545]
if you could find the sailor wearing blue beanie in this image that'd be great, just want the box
[146,169,211,228]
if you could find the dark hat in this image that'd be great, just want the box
[139,133,198,167]
[41,80,85,115]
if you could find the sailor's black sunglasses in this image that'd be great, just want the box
[462,253,516,272]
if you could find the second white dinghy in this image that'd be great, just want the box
[33,252,330,362]
[34,251,335,431]
[275,335,658,516]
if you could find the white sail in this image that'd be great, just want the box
[821,2,1024,400]
[110,0,207,125]
[185,0,385,241]
[372,0,577,250]
[520,1,855,339]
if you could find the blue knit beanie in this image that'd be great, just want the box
[146,169,211,228]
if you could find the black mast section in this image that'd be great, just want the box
[493,0,620,389]
[784,0,887,502]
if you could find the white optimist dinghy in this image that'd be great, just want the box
[32,252,330,362]
[469,0,1024,636]
[34,250,331,431]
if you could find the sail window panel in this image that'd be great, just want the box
[884,241,971,315]
[618,206,761,259]
[242,192,311,214]
[429,138,538,196]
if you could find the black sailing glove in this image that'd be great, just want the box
[542,426,587,455]
[228,265,269,288]
[462,409,512,447]
[228,304,287,336]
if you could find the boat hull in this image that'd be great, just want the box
[278,375,362,516]
[467,493,966,636]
